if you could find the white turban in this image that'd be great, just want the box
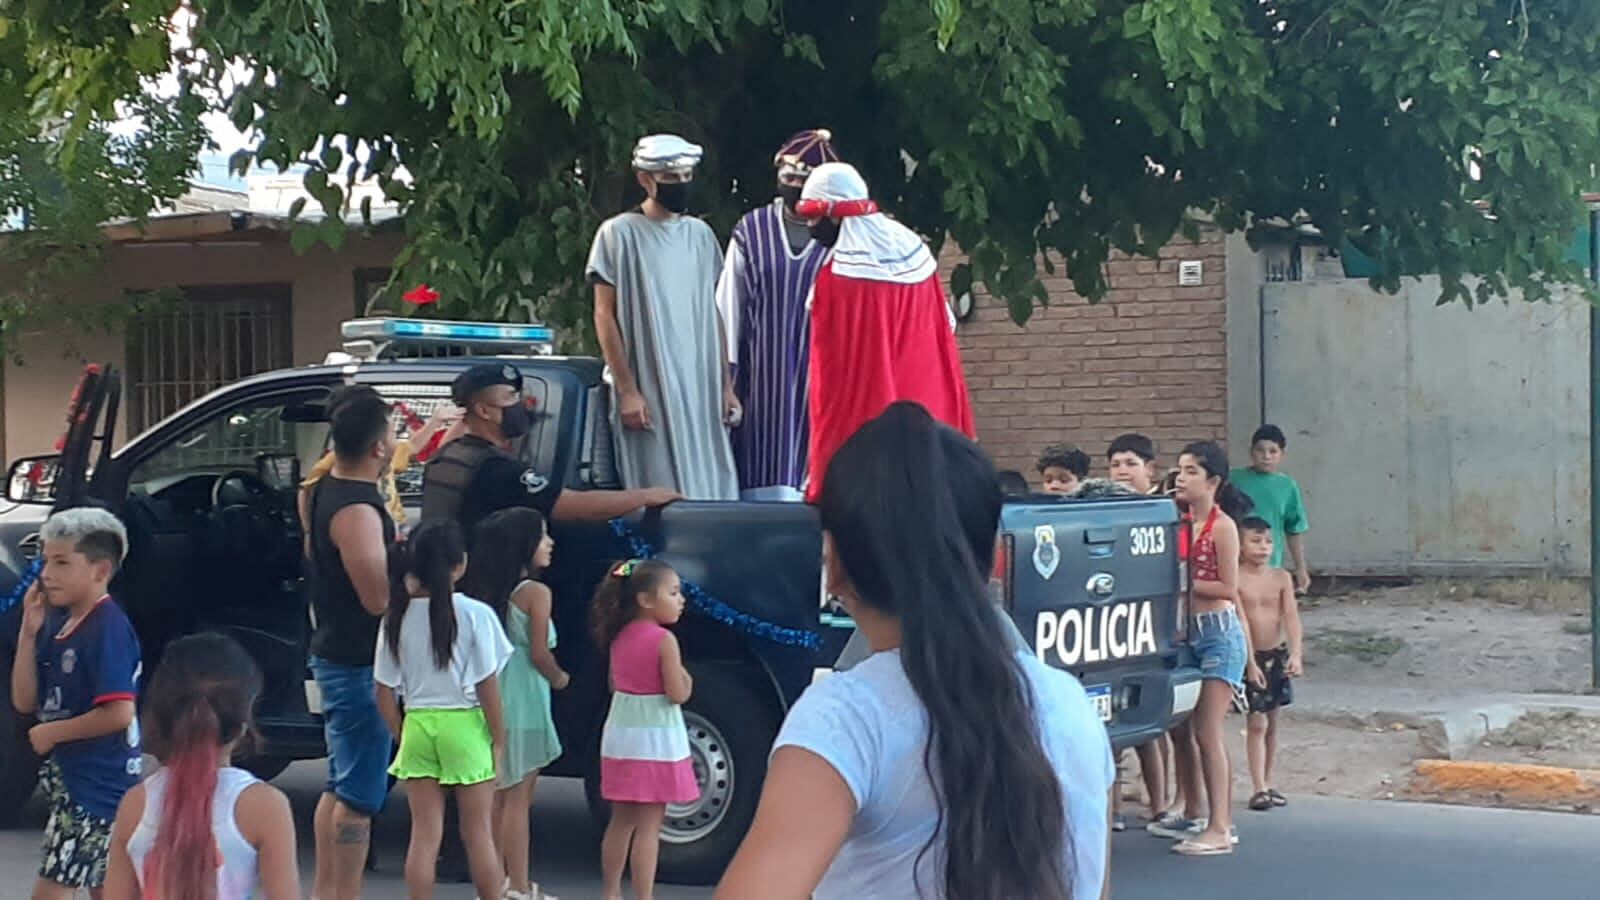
[801,162,937,285]
[633,134,703,172]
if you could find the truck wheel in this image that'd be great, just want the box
[584,662,781,885]
[0,642,40,823]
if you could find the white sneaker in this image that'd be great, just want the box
[501,885,557,900]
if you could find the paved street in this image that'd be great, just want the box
[0,761,1593,898]
[1114,797,1600,900]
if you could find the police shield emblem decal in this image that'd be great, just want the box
[1033,525,1060,580]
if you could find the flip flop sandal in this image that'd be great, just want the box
[1248,791,1274,811]
[1268,789,1288,807]
[1173,838,1234,857]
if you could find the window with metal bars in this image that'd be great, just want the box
[353,267,393,317]
[124,284,293,434]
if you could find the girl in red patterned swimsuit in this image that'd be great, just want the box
[1166,441,1264,857]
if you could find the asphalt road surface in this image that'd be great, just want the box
[0,761,1592,898]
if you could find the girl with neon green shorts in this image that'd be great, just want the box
[375,520,513,900]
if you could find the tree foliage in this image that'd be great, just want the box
[2,0,1598,349]
[0,1,208,353]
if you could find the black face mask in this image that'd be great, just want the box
[809,218,841,248]
[653,180,693,214]
[498,403,533,440]
[777,184,804,212]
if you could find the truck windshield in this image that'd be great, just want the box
[132,391,330,487]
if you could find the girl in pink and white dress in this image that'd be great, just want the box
[591,559,698,900]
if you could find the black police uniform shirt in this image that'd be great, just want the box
[422,434,561,543]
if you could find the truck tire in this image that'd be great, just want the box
[584,661,782,885]
[0,641,40,824]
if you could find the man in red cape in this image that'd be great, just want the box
[797,162,976,502]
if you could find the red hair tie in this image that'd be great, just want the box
[794,198,879,220]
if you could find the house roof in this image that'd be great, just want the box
[101,208,402,244]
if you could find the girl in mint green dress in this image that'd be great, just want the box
[464,508,570,900]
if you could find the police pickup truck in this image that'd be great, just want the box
[0,318,1197,883]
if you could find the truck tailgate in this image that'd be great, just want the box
[999,495,1183,677]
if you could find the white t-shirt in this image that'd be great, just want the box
[775,650,1115,900]
[373,592,512,709]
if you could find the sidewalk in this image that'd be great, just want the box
[1233,580,1600,812]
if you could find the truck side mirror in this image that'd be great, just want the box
[7,455,62,505]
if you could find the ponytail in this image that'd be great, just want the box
[819,403,1071,900]
[145,704,222,900]
[1217,480,1254,520]
[590,559,673,649]
[387,520,466,670]
[139,633,262,900]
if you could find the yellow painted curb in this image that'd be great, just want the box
[1412,759,1600,804]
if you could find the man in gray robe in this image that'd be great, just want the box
[588,134,741,500]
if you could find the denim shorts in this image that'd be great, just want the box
[310,656,392,816]
[1192,608,1248,689]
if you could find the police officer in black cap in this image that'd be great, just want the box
[422,362,679,540]
[419,363,678,883]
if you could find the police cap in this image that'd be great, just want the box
[452,363,523,406]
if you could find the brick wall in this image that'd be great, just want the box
[950,231,1228,481]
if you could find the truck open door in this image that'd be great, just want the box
[48,363,122,512]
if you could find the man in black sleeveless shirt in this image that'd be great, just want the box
[423,364,679,544]
[307,387,396,900]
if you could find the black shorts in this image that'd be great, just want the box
[1246,645,1294,713]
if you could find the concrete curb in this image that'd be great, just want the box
[1289,696,1600,760]
[1411,760,1600,806]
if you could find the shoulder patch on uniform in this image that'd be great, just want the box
[520,469,549,494]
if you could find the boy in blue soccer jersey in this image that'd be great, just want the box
[11,508,141,900]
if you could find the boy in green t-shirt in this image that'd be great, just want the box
[1230,424,1311,593]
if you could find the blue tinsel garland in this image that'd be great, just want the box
[608,518,820,652]
[0,558,42,615]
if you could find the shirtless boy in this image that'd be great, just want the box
[1238,517,1303,811]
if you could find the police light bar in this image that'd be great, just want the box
[340,317,556,360]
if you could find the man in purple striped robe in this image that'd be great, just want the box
[715,129,839,500]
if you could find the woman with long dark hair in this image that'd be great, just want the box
[716,402,1114,900]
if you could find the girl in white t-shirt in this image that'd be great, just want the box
[375,520,513,900]
[103,632,300,900]
[718,402,1115,900]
